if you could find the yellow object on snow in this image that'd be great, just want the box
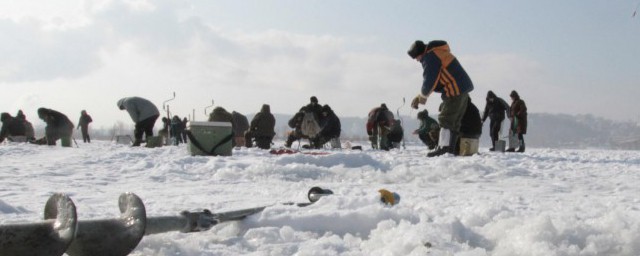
[379,189,400,206]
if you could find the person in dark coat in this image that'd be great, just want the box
[1,113,27,143]
[77,110,93,143]
[158,117,170,142]
[245,104,276,149]
[366,103,395,150]
[312,105,341,148]
[305,96,323,120]
[16,110,26,120]
[14,110,35,140]
[117,97,160,146]
[408,40,474,157]
[231,111,249,147]
[181,117,189,143]
[459,98,482,139]
[507,90,527,152]
[386,119,404,149]
[482,91,510,151]
[34,108,74,146]
[414,109,440,150]
[284,108,307,148]
[208,107,233,123]
[208,106,234,145]
[170,115,184,145]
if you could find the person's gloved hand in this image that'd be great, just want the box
[411,94,427,109]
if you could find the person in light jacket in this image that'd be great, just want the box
[117,97,160,146]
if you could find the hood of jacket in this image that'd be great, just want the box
[260,104,271,113]
[486,90,497,101]
[117,98,127,110]
[510,90,520,100]
[1,112,11,122]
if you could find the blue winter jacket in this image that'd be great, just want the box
[420,41,474,99]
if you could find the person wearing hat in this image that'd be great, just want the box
[414,109,440,150]
[305,96,323,119]
[313,104,341,148]
[506,90,527,152]
[77,110,93,143]
[245,104,276,149]
[407,40,474,157]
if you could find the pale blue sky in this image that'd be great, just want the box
[1,0,639,128]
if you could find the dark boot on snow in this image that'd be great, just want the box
[517,140,525,152]
[427,146,451,157]
[428,132,458,157]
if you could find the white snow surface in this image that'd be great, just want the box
[1,141,640,256]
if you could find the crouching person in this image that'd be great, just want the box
[245,104,275,149]
[312,105,341,149]
[387,119,404,149]
[455,98,482,155]
[414,109,440,150]
[34,108,74,146]
[366,103,395,150]
[284,107,309,148]
[231,111,249,147]
[1,113,28,143]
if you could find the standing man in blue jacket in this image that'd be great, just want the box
[117,97,160,146]
[408,40,474,157]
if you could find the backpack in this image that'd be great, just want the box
[300,111,321,138]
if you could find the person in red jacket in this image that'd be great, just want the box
[506,90,528,152]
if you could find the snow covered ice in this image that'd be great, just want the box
[1,141,640,255]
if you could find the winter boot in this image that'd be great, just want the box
[369,135,378,149]
[132,139,142,147]
[517,140,525,152]
[449,132,459,156]
[489,140,495,151]
[506,147,515,152]
[284,135,295,148]
[244,132,253,148]
[427,146,450,157]
[427,128,452,157]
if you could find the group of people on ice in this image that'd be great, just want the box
[205,103,276,150]
[285,96,341,149]
[0,108,92,146]
[407,39,527,156]
[2,39,527,156]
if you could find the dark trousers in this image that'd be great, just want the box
[245,131,273,149]
[81,126,90,143]
[134,115,159,142]
[438,93,469,133]
[45,126,73,145]
[418,132,437,149]
[489,118,504,147]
